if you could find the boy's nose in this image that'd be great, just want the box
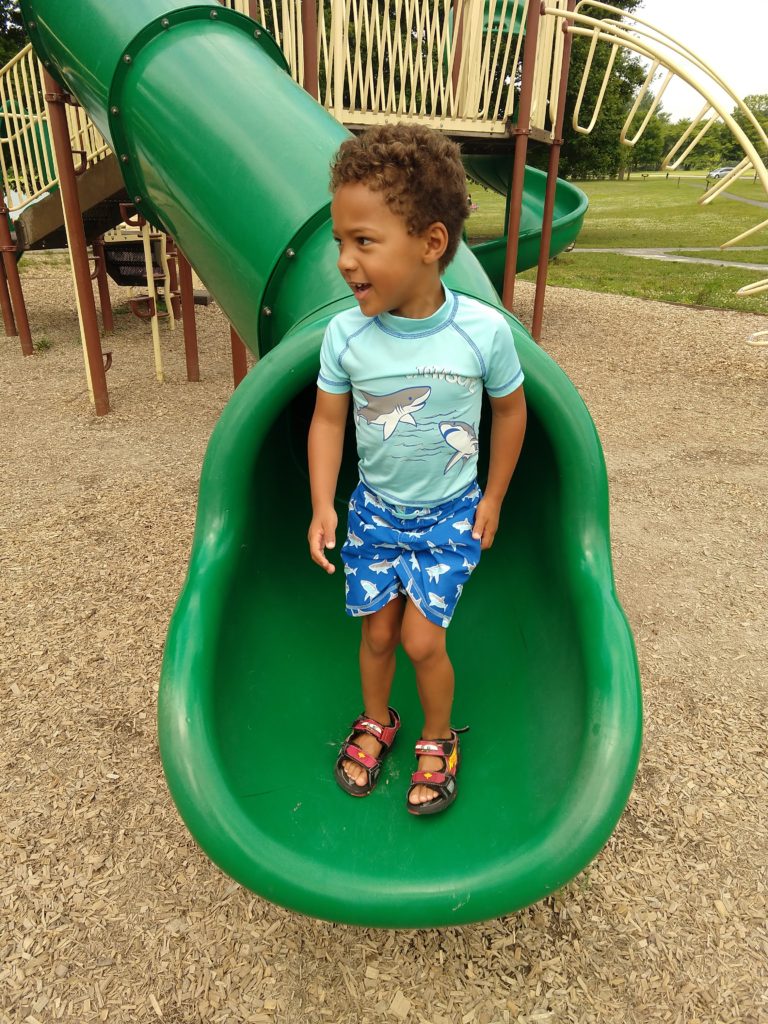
[337,245,357,273]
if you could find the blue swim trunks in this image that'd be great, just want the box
[341,480,482,628]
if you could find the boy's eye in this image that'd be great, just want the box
[357,237,372,246]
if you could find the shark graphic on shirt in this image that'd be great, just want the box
[439,420,479,473]
[356,386,431,440]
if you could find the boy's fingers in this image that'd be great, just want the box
[309,527,336,573]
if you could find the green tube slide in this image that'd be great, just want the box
[22,0,641,927]
[465,155,588,286]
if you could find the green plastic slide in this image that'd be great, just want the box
[22,0,641,927]
[464,155,588,284]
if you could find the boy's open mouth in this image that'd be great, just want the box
[350,282,371,298]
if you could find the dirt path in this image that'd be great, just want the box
[573,245,768,272]
[2,263,766,1024]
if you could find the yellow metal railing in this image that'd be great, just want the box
[222,0,304,82]
[0,43,109,215]
[545,0,768,302]
[228,0,566,138]
[318,0,529,134]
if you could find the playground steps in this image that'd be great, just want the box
[13,152,127,252]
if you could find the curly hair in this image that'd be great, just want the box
[330,124,468,271]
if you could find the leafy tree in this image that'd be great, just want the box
[626,106,667,171]
[718,94,768,165]
[0,1,25,67]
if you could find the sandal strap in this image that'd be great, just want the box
[410,770,447,785]
[414,740,443,755]
[344,743,379,770]
[414,737,454,757]
[350,709,400,749]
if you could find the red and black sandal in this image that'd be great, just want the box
[406,730,464,816]
[334,707,401,797]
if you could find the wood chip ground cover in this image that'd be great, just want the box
[1,265,766,1023]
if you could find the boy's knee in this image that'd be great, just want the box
[401,617,445,664]
[362,613,401,656]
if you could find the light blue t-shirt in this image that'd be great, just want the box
[317,286,524,510]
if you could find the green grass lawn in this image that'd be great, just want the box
[571,178,763,248]
[466,177,768,312]
[517,252,767,314]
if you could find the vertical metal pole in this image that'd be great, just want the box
[301,0,319,99]
[43,71,109,415]
[0,197,33,355]
[501,0,542,313]
[92,237,114,334]
[167,239,182,320]
[230,325,248,388]
[176,248,200,382]
[0,247,18,336]
[450,0,466,102]
[140,218,164,382]
[532,2,575,341]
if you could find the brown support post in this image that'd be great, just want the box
[531,3,575,341]
[91,237,114,334]
[176,248,200,382]
[501,0,542,313]
[44,71,109,414]
[0,249,18,336]
[230,325,248,388]
[166,239,182,320]
[301,0,319,99]
[450,0,466,98]
[0,196,33,355]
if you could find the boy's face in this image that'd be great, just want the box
[331,182,446,319]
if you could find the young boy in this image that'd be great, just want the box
[307,124,526,815]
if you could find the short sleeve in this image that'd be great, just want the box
[483,318,524,397]
[317,320,351,394]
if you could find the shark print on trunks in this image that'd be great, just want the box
[341,481,482,628]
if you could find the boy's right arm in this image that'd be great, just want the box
[307,388,350,574]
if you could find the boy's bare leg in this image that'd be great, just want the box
[400,600,455,806]
[341,596,405,788]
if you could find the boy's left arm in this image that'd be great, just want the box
[473,387,527,550]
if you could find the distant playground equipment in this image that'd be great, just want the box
[101,210,180,383]
[546,1,768,341]
[8,0,763,924]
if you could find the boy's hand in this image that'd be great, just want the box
[308,508,339,574]
[472,496,501,550]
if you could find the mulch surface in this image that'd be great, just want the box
[2,260,766,1023]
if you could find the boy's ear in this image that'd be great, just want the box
[422,222,449,265]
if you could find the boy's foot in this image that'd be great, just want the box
[344,737,442,804]
[406,733,461,815]
[407,753,445,806]
[334,708,400,797]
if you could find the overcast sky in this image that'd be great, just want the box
[630,0,766,120]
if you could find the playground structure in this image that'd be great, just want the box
[3,1,766,391]
[8,0,764,926]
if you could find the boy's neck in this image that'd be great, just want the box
[390,278,445,320]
